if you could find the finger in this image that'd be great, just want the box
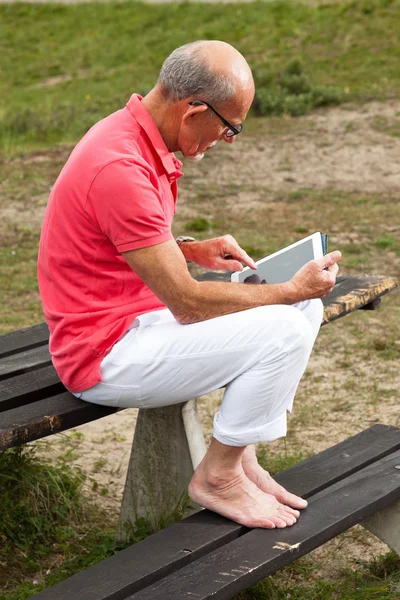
[224,248,257,270]
[223,259,244,272]
[221,236,257,270]
[327,263,339,277]
[240,252,257,270]
[315,250,341,271]
[215,258,243,272]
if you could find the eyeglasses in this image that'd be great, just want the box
[189,100,243,138]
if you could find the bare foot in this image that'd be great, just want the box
[242,446,307,512]
[189,465,299,529]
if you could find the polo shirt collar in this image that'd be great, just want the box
[126,94,183,180]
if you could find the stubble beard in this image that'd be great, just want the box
[187,153,205,162]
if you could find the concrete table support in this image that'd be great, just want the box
[362,499,400,556]
[117,400,207,542]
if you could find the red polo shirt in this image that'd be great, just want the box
[38,94,183,393]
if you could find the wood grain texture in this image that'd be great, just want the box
[0,392,117,451]
[0,345,51,381]
[274,423,400,498]
[321,275,398,325]
[130,451,400,600]
[0,322,49,359]
[0,365,63,411]
[33,512,245,600]
[31,425,400,600]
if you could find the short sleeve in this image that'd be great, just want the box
[86,158,174,252]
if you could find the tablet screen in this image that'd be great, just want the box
[232,233,322,284]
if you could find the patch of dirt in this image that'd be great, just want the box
[19,99,399,584]
[1,100,400,236]
[180,99,400,199]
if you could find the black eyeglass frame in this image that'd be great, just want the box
[189,100,243,137]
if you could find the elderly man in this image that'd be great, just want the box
[38,40,340,530]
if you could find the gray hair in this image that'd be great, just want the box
[158,42,237,105]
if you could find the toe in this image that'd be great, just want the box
[278,504,300,519]
[280,489,308,510]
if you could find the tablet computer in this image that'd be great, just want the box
[231,232,325,285]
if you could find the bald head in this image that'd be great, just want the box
[158,40,254,106]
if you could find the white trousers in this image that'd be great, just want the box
[77,300,323,446]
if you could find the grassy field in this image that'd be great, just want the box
[1,0,400,152]
[0,1,399,599]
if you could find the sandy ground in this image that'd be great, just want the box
[27,99,400,582]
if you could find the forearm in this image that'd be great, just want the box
[123,240,339,326]
[176,279,298,324]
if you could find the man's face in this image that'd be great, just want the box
[179,86,254,162]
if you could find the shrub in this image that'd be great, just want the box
[252,58,343,117]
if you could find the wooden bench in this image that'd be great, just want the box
[32,425,400,600]
[0,273,398,599]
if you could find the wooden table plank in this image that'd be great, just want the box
[0,322,49,359]
[0,365,63,412]
[321,274,398,325]
[196,273,398,324]
[31,425,399,600]
[0,392,118,451]
[274,423,400,498]
[32,512,245,600]
[130,451,400,600]
[0,345,51,381]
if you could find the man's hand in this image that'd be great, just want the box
[288,251,342,300]
[180,235,257,271]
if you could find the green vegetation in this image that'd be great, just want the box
[1,0,400,151]
[234,551,400,599]
[253,57,343,117]
[185,217,214,232]
[0,446,128,599]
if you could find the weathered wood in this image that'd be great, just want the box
[0,365,63,411]
[33,512,245,600]
[0,344,51,380]
[362,499,400,555]
[33,425,400,600]
[197,273,398,325]
[130,451,400,600]
[0,392,117,451]
[0,321,49,359]
[321,275,398,325]
[274,423,400,498]
[116,404,195,543]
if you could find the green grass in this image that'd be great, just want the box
[1,0,400,151]
[234,551,400,599]
[0,446,129,600]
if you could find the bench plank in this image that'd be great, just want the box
[321,274,398,324]
[0,392,117,451]
[0,344,51,381]
[0,322,49,359]
[32,425,400,600]
[274,423,400,498]
[130,451,400,600]
[0,365,63,412]
[196,273,398,325]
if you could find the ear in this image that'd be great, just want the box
[181,101,208,126]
